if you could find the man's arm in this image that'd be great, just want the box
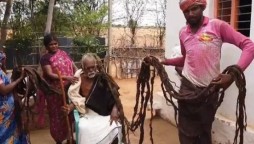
[219,21,254,71]
[162,40,186,67]
[41,65,78,84]
[110,104,119,125]
[211,20,254,89]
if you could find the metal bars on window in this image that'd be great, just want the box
[237,1,252,36]
[215,0,252,37]
[216,0,232,24]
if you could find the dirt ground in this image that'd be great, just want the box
[30,77,180,144]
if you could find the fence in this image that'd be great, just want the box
[6,44,164,79]
[110,47,164,78]
[5,45,107,70]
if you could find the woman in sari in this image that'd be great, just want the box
[0,52,26,144]
[40,34,78,144]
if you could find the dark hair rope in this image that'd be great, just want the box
[129,56,247,144]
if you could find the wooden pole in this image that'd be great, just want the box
[56,69,72,144]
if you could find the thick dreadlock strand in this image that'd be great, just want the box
[131,56,247,144]
[12,67,60,144]
[149,68,156,144]
[92,53,129,143]
[223,66,247,144]
[129,62,155,144]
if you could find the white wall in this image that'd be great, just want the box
[165,0,185,86]
[210,1,254,129]
[164,0,254,143]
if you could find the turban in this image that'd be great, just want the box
[179,0,207,12]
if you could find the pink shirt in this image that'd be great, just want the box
[165,17,254,87]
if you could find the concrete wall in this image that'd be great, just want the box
[162,1,254,143]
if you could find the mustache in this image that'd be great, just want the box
[87,71,97,78]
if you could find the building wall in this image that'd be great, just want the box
[165,1,254,143]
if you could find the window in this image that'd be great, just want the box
[216,0,232,24]
[215,0,252,36]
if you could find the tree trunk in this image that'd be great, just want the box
[0,0,13,51]
[44,0,55,35]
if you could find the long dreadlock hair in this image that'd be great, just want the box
[12,66,63,144]
[130,56,247,144]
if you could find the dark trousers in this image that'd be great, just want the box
[178,79,219,144]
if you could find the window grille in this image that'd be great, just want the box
[237,1,252,36]
[217,0,232,24]
[215,0,252,37]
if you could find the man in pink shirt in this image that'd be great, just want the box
[161,0,254,144]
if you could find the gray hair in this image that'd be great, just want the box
[81,53,97,69]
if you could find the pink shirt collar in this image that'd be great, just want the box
[186,16,209,33]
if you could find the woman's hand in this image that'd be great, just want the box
[65,76,78,84]
[110,107,120,126]
[61,104,74,115]
[16,69,26,83]
[19,69,26,80]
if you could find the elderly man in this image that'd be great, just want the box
[62,53,121,144]
[160,0,254,143]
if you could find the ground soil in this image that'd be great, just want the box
[30,77,180,144]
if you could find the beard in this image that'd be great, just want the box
[187,15,203,27]
[87,71,97,78]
